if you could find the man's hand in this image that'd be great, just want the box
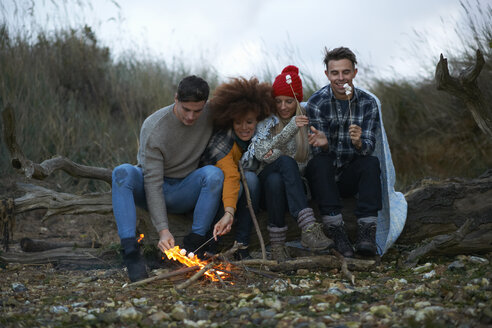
[295,115,309,128]
[349,124,362,149]
[157,229,175,252]
[308,126,328,149]
[213,212,234,240]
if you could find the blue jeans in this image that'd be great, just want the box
[210,170,260,246]
[112,164,224,239]
[258,156,308,228]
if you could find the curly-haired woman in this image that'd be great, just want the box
[200,77,273,259]
[252,65,333,261]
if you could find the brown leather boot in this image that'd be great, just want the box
[268,226,290,262]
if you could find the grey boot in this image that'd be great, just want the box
[298,208,334,251]
[267,226,290,262]
[355,217,377,257]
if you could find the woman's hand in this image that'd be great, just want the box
[295,115,309,128]
[263,149,273,159]
[213,210,234,240]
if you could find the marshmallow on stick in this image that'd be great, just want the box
[343,83,352,95]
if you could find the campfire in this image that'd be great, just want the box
[164,246,231,282]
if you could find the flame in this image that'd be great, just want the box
[137,234,144,243]
[163,246,229,282]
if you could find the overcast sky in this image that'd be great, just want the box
[2,0,482,87]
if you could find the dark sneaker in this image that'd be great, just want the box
[325,223,354,258]
[301,223,334,251]
[270,243,291,262]
[355,221,377,257]
[121,237,148,282]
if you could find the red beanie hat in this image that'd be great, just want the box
[272,65,303,101]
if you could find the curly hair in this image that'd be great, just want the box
[209,77,274,130]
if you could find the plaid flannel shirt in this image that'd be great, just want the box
[306,84,379,170]
[199,128,235,166]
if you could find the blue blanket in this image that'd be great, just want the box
[358,87,407,254]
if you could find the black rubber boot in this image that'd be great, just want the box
[121,237,148,282]
[182,232,207,258]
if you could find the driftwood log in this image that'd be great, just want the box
[20,237,101,252]
[435,49,492,139]
[0,245,117,268]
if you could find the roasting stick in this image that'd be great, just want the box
[238,163,267,260]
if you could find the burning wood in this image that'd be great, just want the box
[163,246,231,282]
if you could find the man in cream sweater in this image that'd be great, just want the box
[112,76,225,282]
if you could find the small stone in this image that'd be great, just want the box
[415,306,444,322]
[369,305,392,318]
[71,301,88,308]
[149,310,170,322]
[298,279,312,289]
[171,306,187,321]
[11,283,27,293]
[264,298,282,311]
[296,269,309,275]
[469,256,489,265]
[50,305,69,314]
[413,262,433,273]
[116,306,142,320]
[448,260,465,270]
[311,302,331,312]
[259,309,276,319]
[327,287,344,296]
[83,314,96,321]
[195,308,210,320]
[271,279,289,292]
[132,297,148,306]
[81,276,97,283]
[414,301,431,309]
[183,319,199,328]
[423,270,436,279]
[238,293,254,300]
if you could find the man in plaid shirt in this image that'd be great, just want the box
[305,47,381,258]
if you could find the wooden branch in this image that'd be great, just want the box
[435,49,492,138]
[175,262,215,289]
[2,106,112,183]
[405,218,479,265]
[238,163,266,260]
[233,255,375,272]
[126,265,199,287]
[20,237,101,252]
[214,270,227,288]
[331,249,355,285]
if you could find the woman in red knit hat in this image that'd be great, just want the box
[251,65,333,261]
